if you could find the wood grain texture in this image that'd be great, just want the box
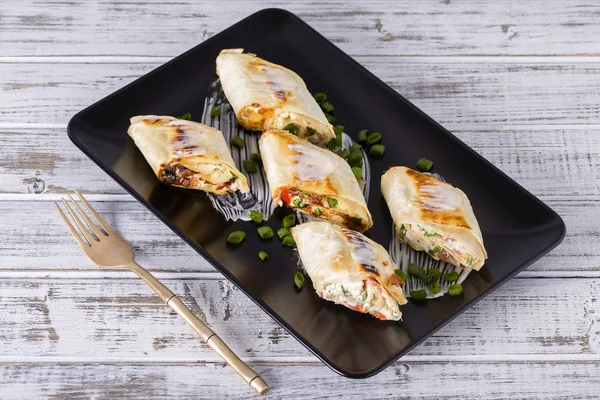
[0,278,598,362]
[2,60,600,127]
[2,0,600,57]
[1,362,600,400]
[0,197,597,272]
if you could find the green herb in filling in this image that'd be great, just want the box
[399,224,407,237]
[283,123,299,135]
[416,157,434,172]
[428,245,443,256]
[258,251,269,261]
[230,136,245,149]
[350,217,362,225]
[423,229,441,237]
[466,256,474,267]
[292,198,306,208]
[250,210,263,224]
[294,271,305,289]
[282,214,296,228]
[210,106,221,117]
[410,289,427,300]
[227,231,246,244]
[314,208,323,216]
[361,292,368,302]
[448,283,463,296]
[326,198,339,208]
[341,286,349,296]
[307,126,317,135]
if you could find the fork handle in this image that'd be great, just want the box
[126,262,269,395]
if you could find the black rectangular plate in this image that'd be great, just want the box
[67,9,566,378]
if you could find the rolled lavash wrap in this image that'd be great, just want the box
[291,221,407,321]
[127,115,249,195]
[259,129,372,232]
[216,48,335,145]
[381,166,487,270]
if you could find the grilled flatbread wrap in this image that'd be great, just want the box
[292,221,407,321]
[259,129,372,232]
[216,48,335,145]
[381,166,487,270]
[128,115,249,195]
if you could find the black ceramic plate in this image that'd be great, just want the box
[67,9,565,378]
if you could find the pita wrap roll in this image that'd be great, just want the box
[259,129,372,232]
[216,48,335,145]
[128,115,249,195]
[292,221,407,321]
[381,166,487,270]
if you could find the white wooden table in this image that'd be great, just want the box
[1,1,599,398]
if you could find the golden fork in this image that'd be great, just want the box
[55,190,269,395]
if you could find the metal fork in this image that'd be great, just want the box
[55,191,269,395]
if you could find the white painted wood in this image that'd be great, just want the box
[1,60,600,127]
[0,278,598,362]
[1,362,599,400]
[2,0,600,57]
[0,198,597,272]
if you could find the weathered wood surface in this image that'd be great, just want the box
[1,362,600,400]
[0,199,597,272]
[0,278,599,361]
[2,60,600,127]
[2,0,600,58]
[1,0,599,398]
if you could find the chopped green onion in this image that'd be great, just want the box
[227,231,246,244]
[314,208,323,216]
[250,210,263,224]
[313,92,327,104]
[429,281,441,294]
[250,152,262,165]
[428,245,443,256]
[210,106,221,117]
[350,143,362,152]
[466,256,474,267]
[410,289,427,300]
[351,167,363,180]
[357,129,369,143]
[332,126,343,148]
[177,112,192,120]
[277,227,291,239]
[361,292,368,302]
[243,159,258,173]
[320,101,334,114]
[334,125,344,136]
[282,214,296,229]
[307,126,317,135]
[282,235,296,247]
[444,271,459,283]
[399,224,407,237]
[283,123,299,135]
[257,226,274,239]
[326,197,338,208]
[366,132,382,145]
[294,271,305,289]
[347,150,363,168]
[341,286,349,296]
[337,149,350,159]
[369,144,385,157]
[423,268,441,283]
[258,251,269,261]
[423,230,441,237]
[350,217,362,226]
[394,269,407,283]
[327,138,338,151]
[230,136,245,149]
[325,113,336,124]
[408,263,426,278]
[292,198,306,208]
[416,157,434,172]
[448,283,463,296]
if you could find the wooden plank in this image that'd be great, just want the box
[1,61,600,127]
[2,0,600,57]
[0,196,596,272]
[1,361,600,400]
[0,277,598,361]
[2,128,598,199]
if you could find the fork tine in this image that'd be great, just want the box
[68,194,105,238]
[55,202,89,249]
[61,198,97,244]
[74,190,114,234]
